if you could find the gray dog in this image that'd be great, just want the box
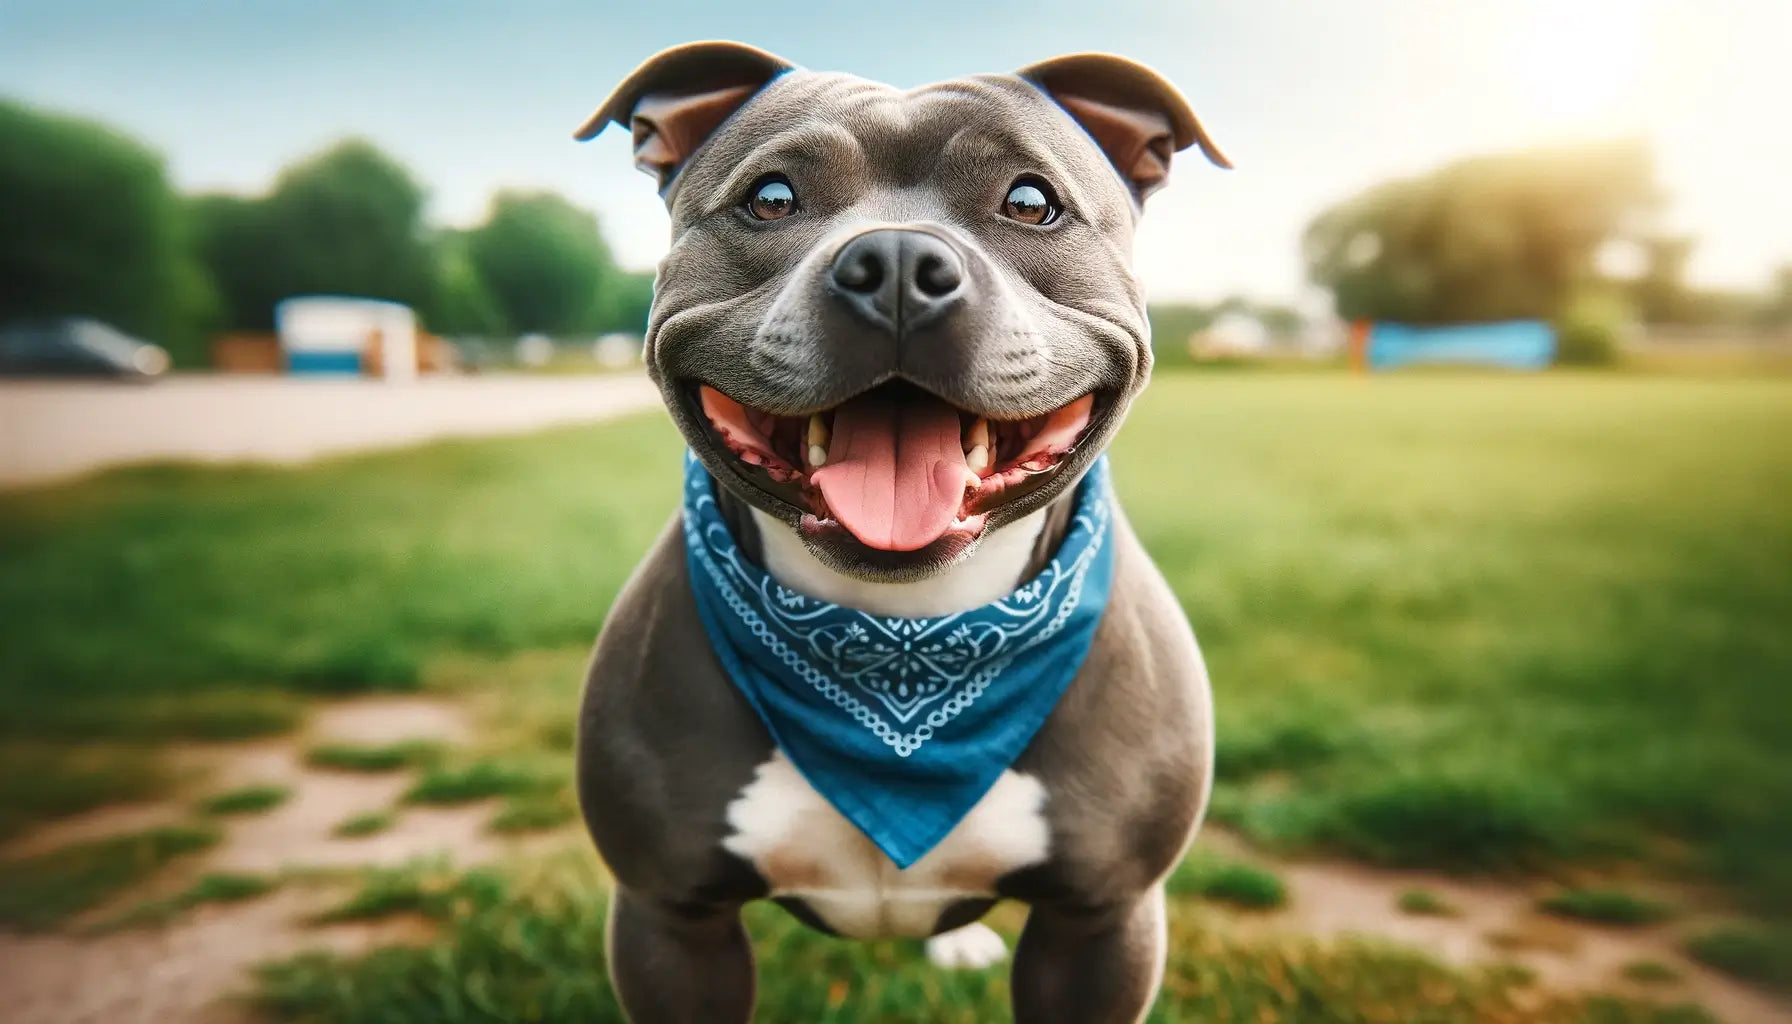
[575,40,1226,1023]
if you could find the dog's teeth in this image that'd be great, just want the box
[805,415,831,469]
[966,417,990,451]
[966,444,990,473]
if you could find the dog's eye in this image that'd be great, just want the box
[746,176,796,221]
[1002,178,1059,225]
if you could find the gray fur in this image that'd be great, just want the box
[576,43,1216,1022]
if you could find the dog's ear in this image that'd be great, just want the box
[575,41,794,189]
[1018,53,1230,202]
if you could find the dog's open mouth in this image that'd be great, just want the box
[694,382,1099,552]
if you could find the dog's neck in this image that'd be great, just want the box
[714,490,1074,617]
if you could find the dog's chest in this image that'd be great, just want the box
[722,751,1050,939]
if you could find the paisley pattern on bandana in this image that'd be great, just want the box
[682,451,1116,867]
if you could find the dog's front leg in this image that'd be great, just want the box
[606,887,756,1023]
[1010,886,1168,1024]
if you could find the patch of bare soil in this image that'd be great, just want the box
[1197,828,1792,1024]
[0,695,522,1024]
[0,887,429,1024]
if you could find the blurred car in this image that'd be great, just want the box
[0,317,172,379]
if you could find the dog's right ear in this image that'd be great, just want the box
[575,41,794,190]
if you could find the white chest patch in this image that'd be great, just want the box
[722,750,1051,939]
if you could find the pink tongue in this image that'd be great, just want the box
[811,392,976,552]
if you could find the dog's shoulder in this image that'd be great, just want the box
[577,512,773,902]
[1005,511,1214,904]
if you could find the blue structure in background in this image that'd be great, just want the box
[1368,320,1556,371]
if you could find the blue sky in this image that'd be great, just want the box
[4,0,1788,305]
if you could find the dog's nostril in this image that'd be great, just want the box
[913,253,961,298]
[834,250,885,294]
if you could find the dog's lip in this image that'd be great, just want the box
[676,378,1108,538]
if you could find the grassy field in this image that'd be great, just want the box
[1,372,1788,1017]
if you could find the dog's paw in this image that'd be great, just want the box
[925,922,1008,970]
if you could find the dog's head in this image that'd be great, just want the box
[580,41,1227,580]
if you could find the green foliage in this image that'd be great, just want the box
[425,230,507,336]
[1305,140,1658,325]
[1539,889,1674,927]
[0,825,219,929]
[200,784,291,815]
[1684,926,1792,994]
[254,853,1714,1023]
[1166,851,1288,909]
[404,761,558,805]
[1556,289,1630,366]
[96,871,277,930]
[0,100,215,364]
[333,811,396,838]
[1396,889,1456,916]
[465,190,619,336]
[192,139,434,331]
[306,741,443,773]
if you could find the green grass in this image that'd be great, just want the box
[1538,889,1675,927]
[310,859,462,923]
[1684,925,1792,995]
[488,794,578,834]
[0,825,220,929]
[1119,375,1792,908]
[254,852,1715,1024]
[305,740,443,773]
[403,760,559,805]
[94,870,277,930]
[3,687,306,742]
[1620,960,1682,986]
[199,784,291,815]
[2,374,1790,914]
[1166,851,1289,910]
[1396,889,1456,916]
[332,811,396,838]
[0,742,173,841]
[0,414,678,704]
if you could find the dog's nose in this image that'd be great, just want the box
[828,229,966,335]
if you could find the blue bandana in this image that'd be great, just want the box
[682,452,1116,868]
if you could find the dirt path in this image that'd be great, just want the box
[0,373,662,489]
[2,701,1786,1023]
[0,696,527,1024]
[1199,829,1792,1024]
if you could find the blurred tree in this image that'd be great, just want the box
[465,191,618,336]
[1554,287,1629,365]
[593,270,655,335]
[192,139,434,331]
[426,230,508,337]
[1303,141,1660,325]
[0,100,216,365]
[1762,265,1792,329]
[1630,234,1696,324]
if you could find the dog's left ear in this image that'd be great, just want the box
[1018,53,1230,202]
[575,40,794,190]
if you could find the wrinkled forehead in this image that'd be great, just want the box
[664,70,1132,224]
